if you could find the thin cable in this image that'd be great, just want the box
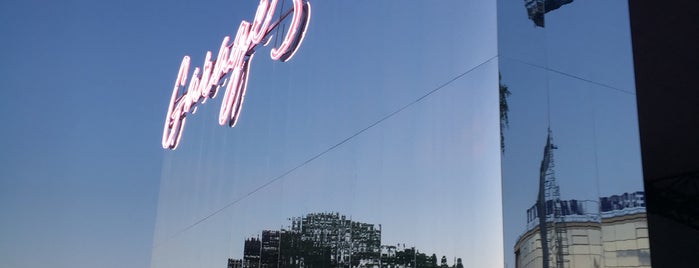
[501,55,636,96]
[152,55,498,249]
[274,0,286,48]
[543,25,552,129]
[591,88,603,211]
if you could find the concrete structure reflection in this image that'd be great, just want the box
[515,193,650,268]
[514,133,650,268]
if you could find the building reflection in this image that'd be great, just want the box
[513,131,651,268]
[228,212,463,268]
[524,0,574,27]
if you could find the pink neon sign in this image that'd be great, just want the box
[162,0,311,149]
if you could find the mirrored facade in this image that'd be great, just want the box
[152,1,502,268]
[152,1,651,268]
[498,0,650,267]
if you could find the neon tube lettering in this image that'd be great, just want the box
[270,0,303,61]
[162,0,311,149]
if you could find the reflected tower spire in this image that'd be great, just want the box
[537,128,563,268]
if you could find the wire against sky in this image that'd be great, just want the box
[501,55,636,95]
[152,55,499,249]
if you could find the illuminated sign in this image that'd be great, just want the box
[162,0,311,149]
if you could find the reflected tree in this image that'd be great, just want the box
[499,73,511,153]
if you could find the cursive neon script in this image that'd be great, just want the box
[162,0,311,149]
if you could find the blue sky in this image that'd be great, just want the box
[0,1,175,267]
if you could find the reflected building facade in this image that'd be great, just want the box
[227,212,460,268]
[290,212,381,266]
[510,132,650,268]
[515,192,650,268]
[524,0,574,27]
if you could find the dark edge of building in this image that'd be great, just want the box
[629,0,699,266]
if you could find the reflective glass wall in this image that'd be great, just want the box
[498,0,651,267]
[152,1,503,268]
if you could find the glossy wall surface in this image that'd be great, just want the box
[498,0,651,267]
[152,1,502,268]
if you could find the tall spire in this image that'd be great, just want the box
[543,128,560,202]
[537,128,560,268]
